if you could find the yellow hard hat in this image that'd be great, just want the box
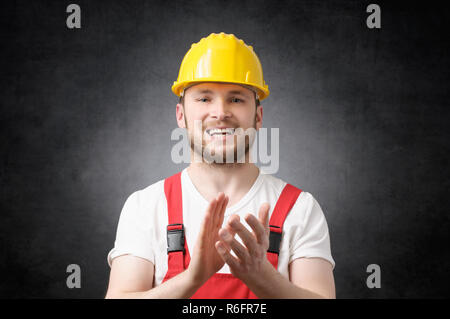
[172,32,270,100]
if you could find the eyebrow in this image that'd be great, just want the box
[194,89,251,98]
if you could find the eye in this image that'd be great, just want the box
[196,97,210,103]
[231,97,244,103]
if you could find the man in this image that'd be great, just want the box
[105,32,336,298]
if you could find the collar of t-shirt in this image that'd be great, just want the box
[181,167,265,217]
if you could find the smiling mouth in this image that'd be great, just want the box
[206,128,236,136]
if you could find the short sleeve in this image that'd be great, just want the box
[107,191,155,267]
[288,192,335,270]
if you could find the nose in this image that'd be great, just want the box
[210,98,231,121]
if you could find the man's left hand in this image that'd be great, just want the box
[215,202,272,283]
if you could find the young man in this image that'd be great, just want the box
[106,33,336,299]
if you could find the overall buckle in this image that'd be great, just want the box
[167,223,185,253]
[267,225,282,254]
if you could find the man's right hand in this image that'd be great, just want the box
[187,192,230,285]
[106,192,233,298]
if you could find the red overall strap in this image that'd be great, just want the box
[163,172,190,278]
[266,183,302,268]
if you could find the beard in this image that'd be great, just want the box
[186,116,257,166]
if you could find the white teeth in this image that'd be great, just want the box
[207,128,235,136]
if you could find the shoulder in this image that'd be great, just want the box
[122,175,170,213]
[286,190,329,234]
[262,173,325,224]
[115,175,174,232]
[138,178,166,202]
[260,172,316,206]
[259,172,288,196]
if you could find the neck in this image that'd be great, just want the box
[186,162,260,207]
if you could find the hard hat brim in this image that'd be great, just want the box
[172,80,270,101]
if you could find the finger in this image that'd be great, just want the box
[218,228,250,263]
[215,241,240,270]
[204,198,218,229]
[210,193,222,226]
[214,193,228,227]
[228,215,259,255]
[258,202,271,237]
[217,195,228,228]
[222,219,236,239]
[216,191,225,203]
[207,197,218,214]
[213,199,231,244]
[223,214,238,238]
[244,213,269,246]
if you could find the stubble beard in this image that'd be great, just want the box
[185,116,257,167]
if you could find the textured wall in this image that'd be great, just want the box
[1,0,449,298]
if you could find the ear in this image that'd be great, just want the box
[176,103,186,128]
[255,105,263,130]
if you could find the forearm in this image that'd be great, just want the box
[244,261,331,299]
[106,268,203,299]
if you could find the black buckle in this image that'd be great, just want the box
[267,225,282,254]
[167,223,185,253]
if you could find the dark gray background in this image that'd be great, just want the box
[1,0,449,298]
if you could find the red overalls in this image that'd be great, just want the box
[161,171,302,298]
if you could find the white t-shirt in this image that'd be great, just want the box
[108,167,335,286]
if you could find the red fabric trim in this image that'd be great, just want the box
[167,224,183,231]
[265,184,302,269]
[163,172,191,275]
[269,184,302,228]
[164,172,183,225]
